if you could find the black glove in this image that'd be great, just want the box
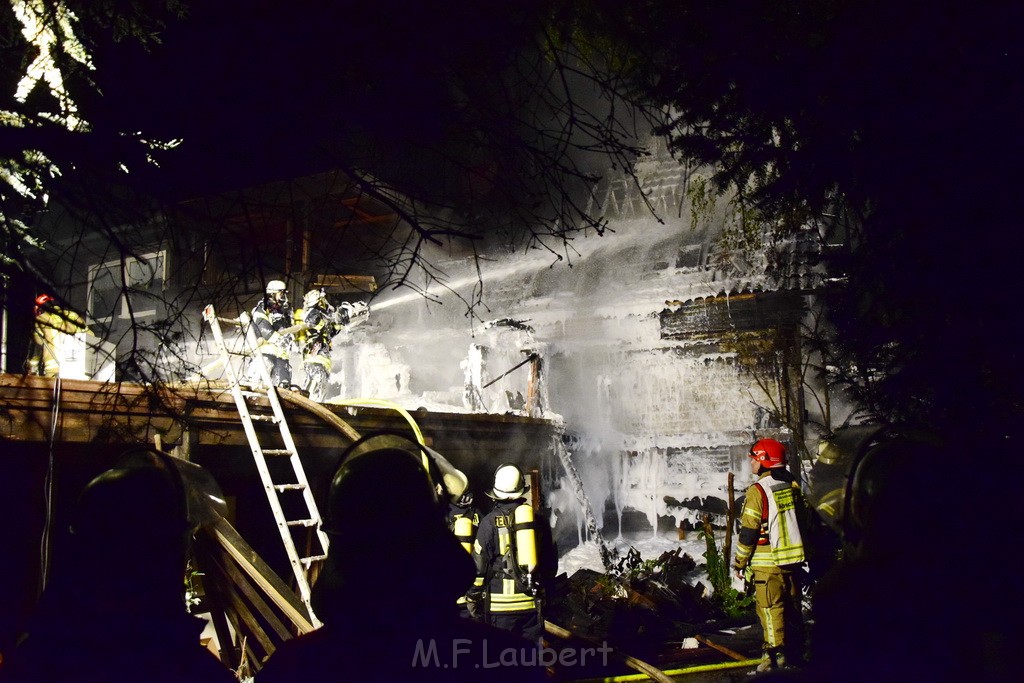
[465,587,486,620]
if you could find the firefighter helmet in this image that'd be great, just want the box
[315,435,475,609]
[266,280,288,304]
[845,432,942,551]
[488,463,528,499]
[303,288,326,309]
[749,438,787,468]
[34,293,53,315]
[442,471,469,503]
[322,432,443,538]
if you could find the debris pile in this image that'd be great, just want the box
[545,546,731,660]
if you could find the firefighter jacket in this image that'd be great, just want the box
[250,299,294,360]
[735,468,806,570]
[299,304,340,369]
[30,307,87,377]
[472,499,537,614]
[448,502,482,603]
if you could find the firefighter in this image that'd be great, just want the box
[471,463,542,643]
[295,288,342,402]
[250,280,294,388]
[445,479,481,618]
[257,435,545,682]
[733,438,807,672]
[0,447,234,683]
[26,294,87,377]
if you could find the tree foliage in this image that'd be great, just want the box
[571,1,1024,434]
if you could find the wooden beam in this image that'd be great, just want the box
[544,620,675,683]
[213,541,294,642]
[309,274,377,293]
[208,517,315,634]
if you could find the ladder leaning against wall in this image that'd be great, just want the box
[200,304,329,628]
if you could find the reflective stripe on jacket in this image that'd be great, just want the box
[736,469,806,569]
[32,308,86,376]
[251,301,293,360]
[472,500,536,613]
[300,305,339,368]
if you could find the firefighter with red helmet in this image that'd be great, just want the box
[733,438,808,672]
[250,280,294,388]
[27,294,87,377]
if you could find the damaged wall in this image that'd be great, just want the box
[331,138,834,554]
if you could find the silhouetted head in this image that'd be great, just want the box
[844,431,945,557]
[314,434,475,620]
[68,447,192,612]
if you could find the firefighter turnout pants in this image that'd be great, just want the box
[751,565,805,659]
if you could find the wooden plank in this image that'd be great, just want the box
[191,542,241,671]
[544,620,675,683]
[208,538,294,642]
[310,274,378,293]
[209,551,280,658]
[694,634,750,662]
[208,517,315,633]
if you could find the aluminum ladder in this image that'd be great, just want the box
[201,304,329,628]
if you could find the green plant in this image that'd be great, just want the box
[698,519,754,618]
[184,560,204,611]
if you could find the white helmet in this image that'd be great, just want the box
[266,280,288,304]
[488,463,528,500]
[303,288,325,309]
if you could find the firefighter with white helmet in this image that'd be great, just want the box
[294,288,340,401]
[292,289,370,401]
[250,280,294,388]
[733,438,808,672]
[471,463,542,642]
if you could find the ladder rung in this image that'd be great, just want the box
[286,519,317,528]
[249,414,277,422]
[301,555,328,566]
[274,484,306,491]
[262,449,294,457]
[240,390,266,399]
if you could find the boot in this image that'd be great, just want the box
[755,648,785,672]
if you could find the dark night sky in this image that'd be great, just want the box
[88,1,529,201]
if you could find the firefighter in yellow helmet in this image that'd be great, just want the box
[733,438,808,672]
[250,280,294,388]
[294,288,342,401]
[444,473,480,619]
[27,294,87,377]
[471,463,542,643]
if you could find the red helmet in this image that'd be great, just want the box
[749,438,787,468]
[34,294,53,315]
